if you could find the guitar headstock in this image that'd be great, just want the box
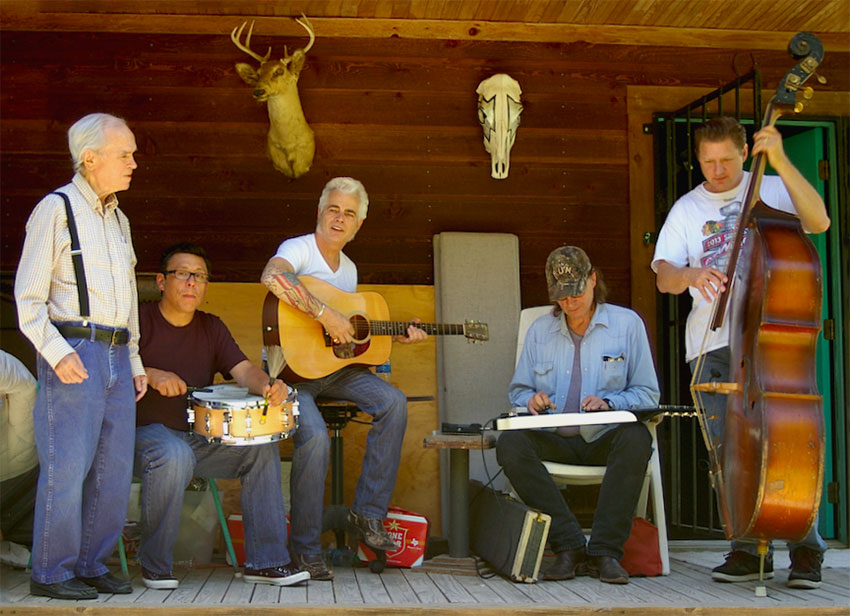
[463,321,489,342]
[773,32,825,113]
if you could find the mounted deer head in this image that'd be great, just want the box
[232,15,316,179]
[476,74,523,179]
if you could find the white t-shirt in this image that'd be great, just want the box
[651,172,794,361]
[273,233,358,292]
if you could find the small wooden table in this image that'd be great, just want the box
[423,432,496,558]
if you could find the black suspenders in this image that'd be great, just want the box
[51,191,90,319]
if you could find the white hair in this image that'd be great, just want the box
[68,113,128,173]
[318,177,369,221]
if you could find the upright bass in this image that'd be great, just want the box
[690,32,826,561]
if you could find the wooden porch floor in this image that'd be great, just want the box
[1,543,848,615]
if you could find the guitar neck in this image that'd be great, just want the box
[370,321,468,336]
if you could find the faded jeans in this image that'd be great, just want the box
[690,346,827,557]
[496,422,652,560]
[288,366,407,557]
[134,424,290,574]
[31,337,135,584]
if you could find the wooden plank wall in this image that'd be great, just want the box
[3,30,847,310]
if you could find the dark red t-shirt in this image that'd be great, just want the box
[136,302,247,430]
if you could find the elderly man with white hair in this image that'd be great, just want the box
[15,113,147,600]
[261,177,427,581]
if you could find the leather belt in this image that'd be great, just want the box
[54,323,130,346]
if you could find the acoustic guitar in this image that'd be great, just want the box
[262,276,489,379]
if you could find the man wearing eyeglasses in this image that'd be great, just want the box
[133,243,309,589]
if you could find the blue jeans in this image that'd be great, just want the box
[31,337,135,584]
[690,347,827,556]
[496,422,652,560]
[133,424,290,574]
[288,366,407,556]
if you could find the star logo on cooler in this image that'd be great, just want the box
[387,520,401,531]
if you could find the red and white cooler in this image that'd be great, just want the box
[357,507,430,568]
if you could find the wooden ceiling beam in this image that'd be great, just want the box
[1,9,848,52]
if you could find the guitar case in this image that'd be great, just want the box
[469,480,550,583]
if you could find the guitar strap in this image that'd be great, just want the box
[51,191,90,319]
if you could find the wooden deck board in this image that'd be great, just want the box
[304,575,336,603]
[219,570,256,604]
[3,546,849,613]
[165,567,211,604]
[248,579,281,604]
[425,572,476,603]
[453,573,507,603]
[333,564,364,604]
[400,568,447,603]
[194,567,235,604]
[353,567,392,604]
[376,568,419,604]
[635,567,728,606]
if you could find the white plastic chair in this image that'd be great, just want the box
[508,305,669,575]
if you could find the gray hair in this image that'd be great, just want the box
[318,177,369,221]
[68,113,128,173]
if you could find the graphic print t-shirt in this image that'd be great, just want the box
[652,172,795,361]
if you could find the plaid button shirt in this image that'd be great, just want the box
[14,173,144,377]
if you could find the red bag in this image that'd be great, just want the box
[619,516,662,576]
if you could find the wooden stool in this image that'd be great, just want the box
[423,432,495,558]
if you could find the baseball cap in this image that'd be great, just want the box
[545,246,592,301]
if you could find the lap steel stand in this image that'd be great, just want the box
[423,432,495,558]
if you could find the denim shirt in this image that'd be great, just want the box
[508,303,660,441]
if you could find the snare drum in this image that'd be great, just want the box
[188,384,299,445]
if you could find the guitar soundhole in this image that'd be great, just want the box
[349,314,371,344]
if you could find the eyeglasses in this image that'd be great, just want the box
[164,269,210,284]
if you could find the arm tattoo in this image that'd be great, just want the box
[261,263,323,317]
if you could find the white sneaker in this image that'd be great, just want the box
[142,567,179,590]
[0,541,31,568]
[243,565,309,586]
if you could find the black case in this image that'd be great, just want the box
[469,480,551,583]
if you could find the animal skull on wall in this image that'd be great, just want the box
[232,16,315,179]
[476,74,523,179]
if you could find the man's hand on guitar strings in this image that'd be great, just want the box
[321,305,355,344]
[393,318,427,344]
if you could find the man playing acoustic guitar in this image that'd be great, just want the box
[261,177,427,581]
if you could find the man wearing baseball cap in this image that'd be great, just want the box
[496,246,660,584]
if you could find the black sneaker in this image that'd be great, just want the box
[77,572,132,594]
[292,553,334,581]
[711,550,774,582]
[142,567,179,590]
[30,578,98,600]
[788,547,823,589]
[348,510,398,552]
[243,565,310,586]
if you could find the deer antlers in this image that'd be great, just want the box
[230,21,271,64]
[230,15,315,65]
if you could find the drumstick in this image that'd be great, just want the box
[260,377,274,424]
